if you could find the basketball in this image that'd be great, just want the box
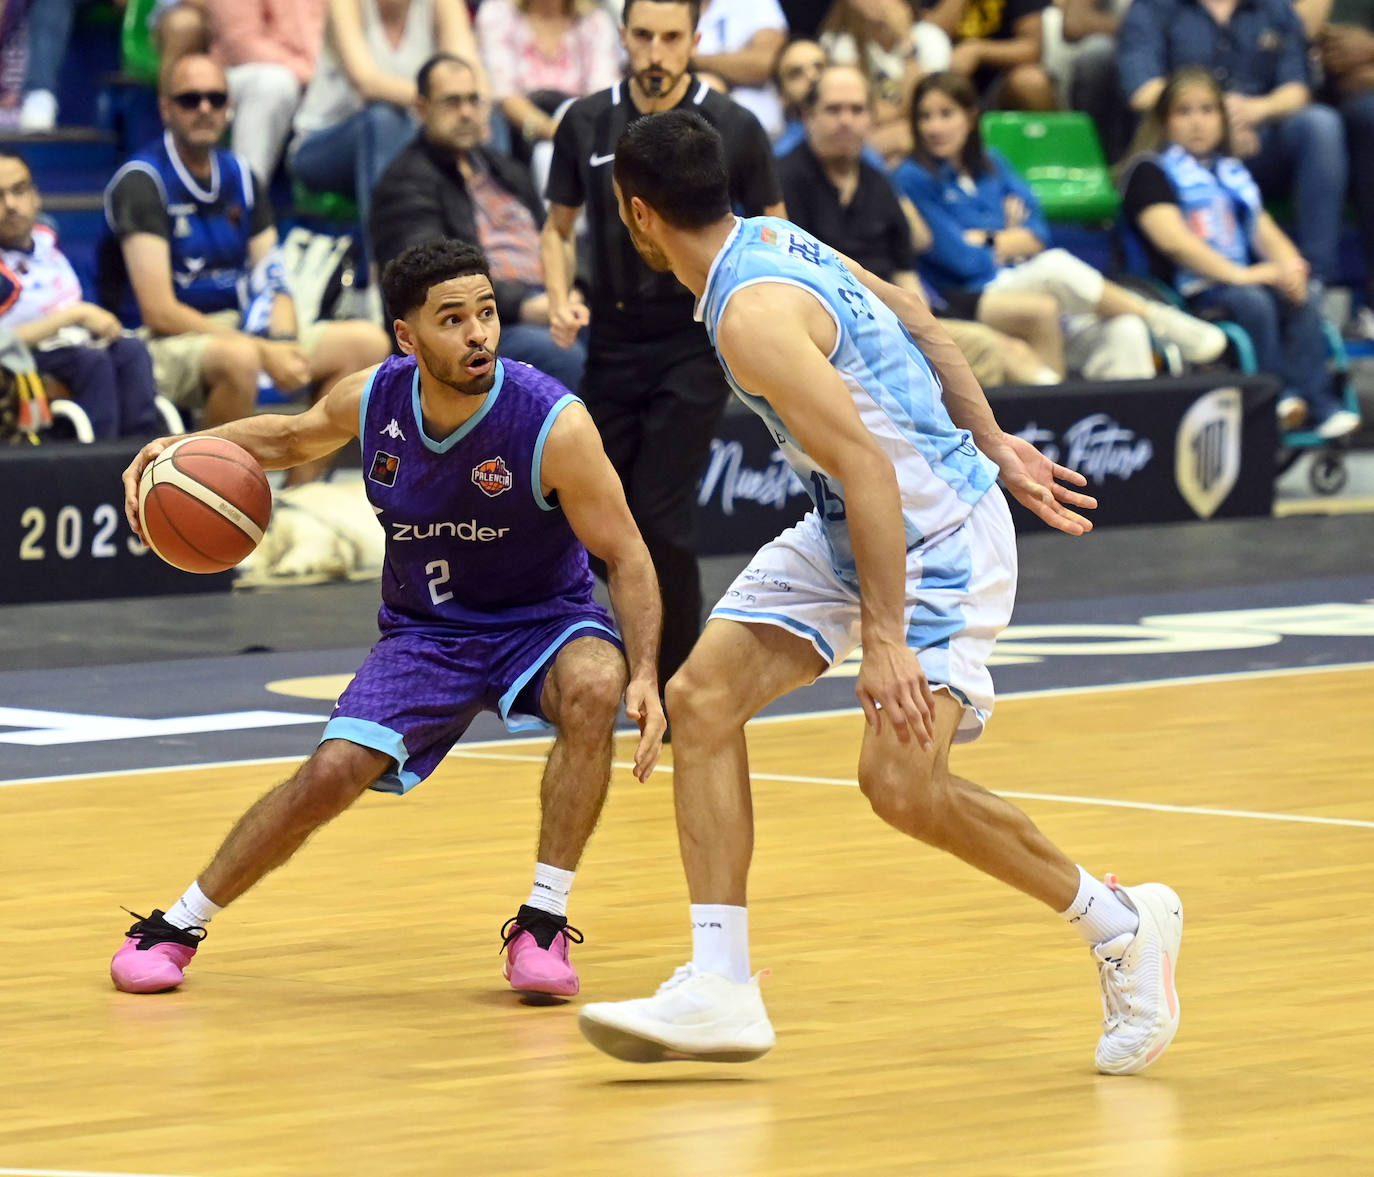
[138,436,272,574]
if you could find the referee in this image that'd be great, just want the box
[541,0,785,688]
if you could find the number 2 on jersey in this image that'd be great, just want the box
[426,559,454,605]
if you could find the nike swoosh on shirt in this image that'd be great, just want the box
[589,152,615,167]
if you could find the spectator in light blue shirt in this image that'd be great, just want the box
[1115,0,1349,293]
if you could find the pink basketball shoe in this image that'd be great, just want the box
[110,909,206,994]
[500,905,583,997]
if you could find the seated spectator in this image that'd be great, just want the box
[101,55,390,477]
[932,0,1057,109]
[772,36,829,152]
[212,0,329,187]
[778,63,1057,383]
[894,70,1227,379]
[692,0,790,136]
[1040,0,1132,160]
[152,0,213,64]
[1116,0,1352,320]
[1120,69,1360,437]
[1299,0,1374,338]
[0,150,162,438]
[370,53,586,391]
[474,0,620,194]
[819,0,952,163]
[290,0,482,245]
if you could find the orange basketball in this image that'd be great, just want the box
[138,436,272,574]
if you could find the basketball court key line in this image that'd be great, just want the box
[446,749,1374,830]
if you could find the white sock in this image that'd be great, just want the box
[526,862,575,918]
[1030,365,1061,385]
[164,881,223,930]
[1061,866,1139,946]
[690,903,751,983]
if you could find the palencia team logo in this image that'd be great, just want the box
[1174,387,1241,519]
[471,456,513,498]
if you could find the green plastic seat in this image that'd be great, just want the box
[291,180,359,224]
[120,0,161,85]
[980,111,1121,225]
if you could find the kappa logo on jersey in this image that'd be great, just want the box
[471,456,513,498]
[369,450,400,486]
[380,417,405,441]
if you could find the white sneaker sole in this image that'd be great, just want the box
[578,1008,774,1063]
[1097,883,1183,1076]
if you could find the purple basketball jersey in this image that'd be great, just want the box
[360,355,598,630]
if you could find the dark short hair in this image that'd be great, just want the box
[382,238,492,320]
[621,0,701,29]
[416,52,478,98]
[614,110,730,230]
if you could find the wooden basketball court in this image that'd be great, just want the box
[3,665,1372,1176]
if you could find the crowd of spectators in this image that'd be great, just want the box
[1,0,1370,447]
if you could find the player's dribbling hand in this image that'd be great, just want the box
[856,639,936,749]
[121,435,180,542]
[624,677,666,781]
[987,433,1097,536]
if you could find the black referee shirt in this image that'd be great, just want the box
[546,76,782,342]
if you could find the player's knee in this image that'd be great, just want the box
[664,663,728,732]
[858,762,942,838]
[554,658,626,734]
[286,742,380,825]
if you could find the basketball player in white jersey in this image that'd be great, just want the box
[577,110,1184,1076]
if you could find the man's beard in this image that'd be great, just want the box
[633,66,683,99]
[625,216,672,273]
[417,340,498,397]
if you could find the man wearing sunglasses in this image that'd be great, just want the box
[101,54,389,477]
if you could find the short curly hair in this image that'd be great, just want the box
[381,239,492,321]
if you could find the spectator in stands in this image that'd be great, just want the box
[928,0,1057,109]
[0,150,163,438]
[101,54,390,475]
[691,0,790,136]
[16,0,82,132]
[152,0,213,64]
[1298,0,1374,338]
[772,35,828,152]
[894,70,1227,379]
[1040,0,1133,161]
[1116,0,1350,315]
[212,0,329,188]
[370,54,586,390]
[779,64,1058,383]
[290,0,482,245]
[819,0,952,162]
[475,0,621,195]
[1120,69,1360,437]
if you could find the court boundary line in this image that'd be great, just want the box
[2,657,1371,792]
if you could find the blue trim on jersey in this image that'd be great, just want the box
[496,619,619,730]
[904,528,973,688]
[709,607,836,663]
[319,717,420,794]
[532,393,580,511]
[357,365,382,440]
[412,360,507,453]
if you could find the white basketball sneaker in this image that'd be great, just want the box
[1142,303,1229,365]
[1092,874,1184,1075]
[579,964,776,1063]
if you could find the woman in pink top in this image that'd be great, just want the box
[476,0,621,160]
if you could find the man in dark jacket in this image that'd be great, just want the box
[370,53,586,390]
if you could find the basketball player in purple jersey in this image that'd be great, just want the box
[111,239,666,999]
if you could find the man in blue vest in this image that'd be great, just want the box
[102,54,389,479]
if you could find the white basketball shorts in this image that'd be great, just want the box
[710,486,1018,742]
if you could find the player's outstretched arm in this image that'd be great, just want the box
[539,401,666,780]
[835,251,1097,536]
[120,365,374,540]
[717,284,936,748]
